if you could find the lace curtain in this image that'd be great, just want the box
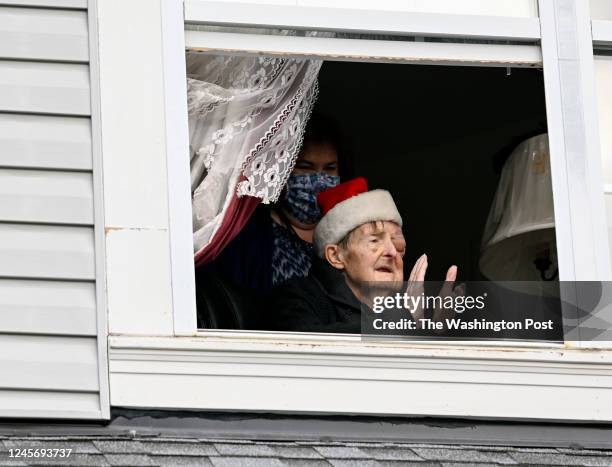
[187,53,322,258]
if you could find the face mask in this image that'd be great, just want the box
[282,172,340,225]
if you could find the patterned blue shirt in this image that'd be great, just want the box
[271,221,313,286]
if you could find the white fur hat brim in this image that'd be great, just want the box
[313,189,402,258]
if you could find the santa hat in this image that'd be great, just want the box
[313,177,402,258]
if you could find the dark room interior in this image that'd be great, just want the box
[314,60,550,282]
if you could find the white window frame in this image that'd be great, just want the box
[595,32,612,197]
[105,0,612,421]
[592,19,612,45]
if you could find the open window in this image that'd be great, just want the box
[184,20,572,342]
[100,0,612,420]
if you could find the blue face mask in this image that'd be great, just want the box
[282,172,340,225]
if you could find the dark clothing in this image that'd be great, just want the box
[271,221,313,285]
[200,205,313,292]
[200,206,274,291]
[265,256,363,333]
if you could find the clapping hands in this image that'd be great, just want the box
[406,254,463,329]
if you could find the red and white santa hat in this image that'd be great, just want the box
[314,177,403,258]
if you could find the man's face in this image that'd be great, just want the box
[338,221,406,285]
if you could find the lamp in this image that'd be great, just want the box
[480,133,558,281]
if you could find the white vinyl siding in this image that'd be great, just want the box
[0,170,94,225]
[0,335,99,391]
[0,114,92,171]
[0,7,88,62]
[0,391,100,420]
[0,224,95,280]
[0,0,87,8]
[0,61,90,116]
[0,1,108,420]
[0,280,96,336]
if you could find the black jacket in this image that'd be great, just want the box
[199,206,274,292]
[265,256,362,333]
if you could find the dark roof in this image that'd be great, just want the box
[2,435,612,466]
[1,412,612,466]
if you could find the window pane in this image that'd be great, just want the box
[189,52,563,340]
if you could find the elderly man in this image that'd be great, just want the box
[266,177,457,333]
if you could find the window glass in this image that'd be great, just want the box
[188,52,564,341]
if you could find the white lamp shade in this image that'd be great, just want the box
[480,133,557,281]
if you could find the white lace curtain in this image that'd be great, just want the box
[187,53,322,255]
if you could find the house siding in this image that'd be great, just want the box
[0,2,107,419]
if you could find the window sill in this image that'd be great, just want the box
[109,334,612,422]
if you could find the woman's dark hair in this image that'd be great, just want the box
[270,111,355,234]
[301,111,354,182]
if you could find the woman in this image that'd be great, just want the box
[197,113,352,293]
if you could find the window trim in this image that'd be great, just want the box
[109,334,612,421]
[89,0,110,420]
[185,0,542,41]
[161,0,198,336]
[592,19,612,46]
[539,0,611,292]
[184,30,542,67]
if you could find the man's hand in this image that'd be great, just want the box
[433,266,465,325]
[406,254,461,327]
[406,254,428,323]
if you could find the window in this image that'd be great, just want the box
[595,54,612,267]
[101,0,612,420]
[188,48,566,339]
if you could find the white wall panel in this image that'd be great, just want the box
[106,229,174,335]
[0,279,96,336]
[0,169,93,225]
[0,61,90,116]
[0,114,92,171]
[0,7,88,62]
[0,224,94,280]
[97,0,169,229]
[0,335,98,391]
